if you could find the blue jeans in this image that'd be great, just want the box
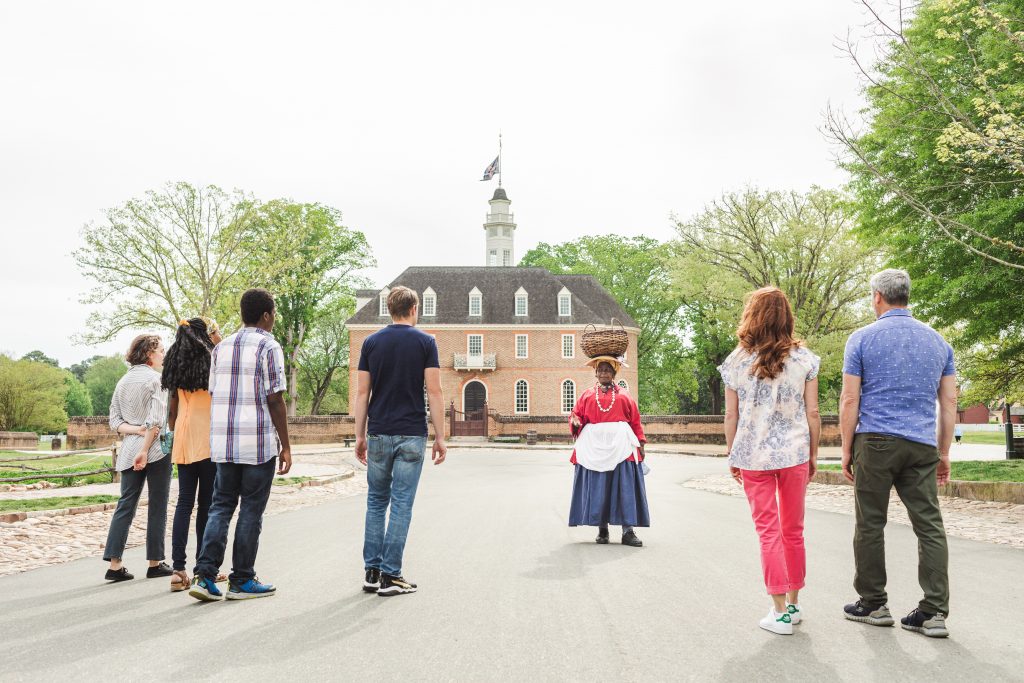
[194,458,276,584]
[363,435,426,577]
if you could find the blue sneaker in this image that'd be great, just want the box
[188,575,223,602]
[226,577,277,600]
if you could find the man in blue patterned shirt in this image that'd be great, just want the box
[190,288,292,602]
[839,269,957,638]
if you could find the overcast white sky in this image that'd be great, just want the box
[0,0,872,367]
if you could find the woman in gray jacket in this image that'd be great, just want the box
[102,334,173,582]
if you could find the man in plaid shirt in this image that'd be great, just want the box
[190,288,292,602]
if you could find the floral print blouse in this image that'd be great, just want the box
[718,346,820,471]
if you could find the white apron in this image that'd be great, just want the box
[574,422,641,473]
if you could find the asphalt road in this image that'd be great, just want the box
[2,450,1022,682]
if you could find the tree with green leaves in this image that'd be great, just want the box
[69,355,105,383]
[295,296,354,415]
[21,350,59,367]
[63,373,93,417]
[673,187,878,412]
[826,0,1024,400]
[74,182,260,342]
[0,355,69,433]
[83,356,128,417]
[519,235,689,413]
[250,200,373,415]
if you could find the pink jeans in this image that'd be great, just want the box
[741,462,808,595]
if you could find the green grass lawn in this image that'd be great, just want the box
[0,494,119,513]
[0,451,116,486]
[959,431,1018,445]
[819,460,1024,482]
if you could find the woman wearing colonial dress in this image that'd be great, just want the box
[568,355,650,547]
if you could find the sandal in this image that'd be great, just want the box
[170,570,190,592]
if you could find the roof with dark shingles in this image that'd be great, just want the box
[346,266,637,327]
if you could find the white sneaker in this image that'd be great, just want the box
[759,608,794,635]
[786,603,802,625]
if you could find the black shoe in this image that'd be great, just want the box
[146,562,173,578]
[105,567,134,582]
[843,600,894,626]
[596,528,609,544]
[363,568,381,593]
[377,574,417,596]
[621,530,643,547]
[901,608,949,638]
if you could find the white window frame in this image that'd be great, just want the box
[515,379,529,414]
[561,379,576,414]
[467,334,483,357]
[502,249,512,266]
[558,287,572,316]
[515,287,528,316]
[378,289,389,316]
[489,250,498,266]
[469,287,482,316]
[562,334,575,359]
[515,334,528,359]
[422,287,436,317]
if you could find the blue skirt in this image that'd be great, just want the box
[568,460,651,528]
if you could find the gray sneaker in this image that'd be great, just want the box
[901,609,950,638]
[843,600,895,626]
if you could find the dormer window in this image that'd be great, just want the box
[514,287,528,316]
[558,287,572,316]
[469,287,482,316]
[378,289,389,316]
[423,287,436,317]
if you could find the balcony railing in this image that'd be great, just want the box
[453,353,496,371]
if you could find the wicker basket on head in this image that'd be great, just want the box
[581,319,628,358]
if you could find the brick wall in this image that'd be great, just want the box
[349,327,640,417]
[67,417,115,449]
[492,414,842,446]
[70,413,841,447]
[0,431,38,450]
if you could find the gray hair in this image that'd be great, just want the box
[869,269,911,306]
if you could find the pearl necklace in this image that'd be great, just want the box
[594,383,617,413]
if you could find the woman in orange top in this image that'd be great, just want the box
[161,317,223,591]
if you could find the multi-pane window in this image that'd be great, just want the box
[559,294,571,316]
[515,334,528,359]
[502,249,512,266]
[489,250,498,266]
[515,380,529,414]
[515,294,528,316]
[423,293,436,316]
[378,291,388,316]
[470,295,482,316]
[562,334,575,359]
[468,334,483,356]
[561,379,576,414]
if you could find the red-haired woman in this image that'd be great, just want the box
[719,287,820,635]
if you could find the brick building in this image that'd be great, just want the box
[346,188,639,427]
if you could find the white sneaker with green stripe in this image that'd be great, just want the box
[759,608,794,635]
[787,603,802,624]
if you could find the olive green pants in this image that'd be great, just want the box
[852,433,949,615]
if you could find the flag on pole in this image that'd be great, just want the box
[480,156,500,181]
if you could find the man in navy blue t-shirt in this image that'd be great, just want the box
[353,285,446,597]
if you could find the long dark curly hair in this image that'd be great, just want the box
[161,317,215,392]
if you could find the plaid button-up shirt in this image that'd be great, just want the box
[209,327,287,465]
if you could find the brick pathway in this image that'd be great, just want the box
[0,473,366,577]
